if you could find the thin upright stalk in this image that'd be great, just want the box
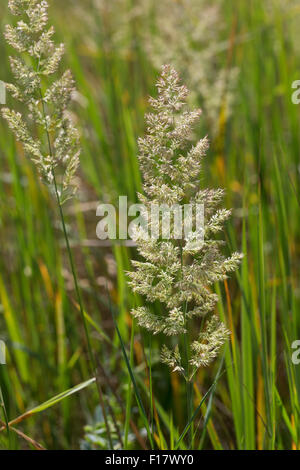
[183,303,193,449]
[180,243,193,448]
[149,335,154,434]
[0,384,10,446]
[39,88,113,449]
[124,320,135,449]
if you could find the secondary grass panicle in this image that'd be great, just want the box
[2,0,80,204]
[128,65,242,379]
[80,0,238,136]
[144,0,238,135]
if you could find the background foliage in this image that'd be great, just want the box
[0,0,299,450]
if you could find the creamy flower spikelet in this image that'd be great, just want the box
[128,65,242,377]
[2,0,80,203]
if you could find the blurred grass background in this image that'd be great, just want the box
[0,0,299,450]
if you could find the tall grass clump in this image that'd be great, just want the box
[128,65,243,446]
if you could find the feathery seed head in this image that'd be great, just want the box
[2,0,80,203]
[129,65,242,378]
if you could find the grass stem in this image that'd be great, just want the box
[39,87,113,449]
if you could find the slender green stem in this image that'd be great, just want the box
[38,87,113,449]
[124,319,135,449]
[0,383,10,446]
[179,243,193,448]
[183,302,193,449]
[149,335,154,434]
